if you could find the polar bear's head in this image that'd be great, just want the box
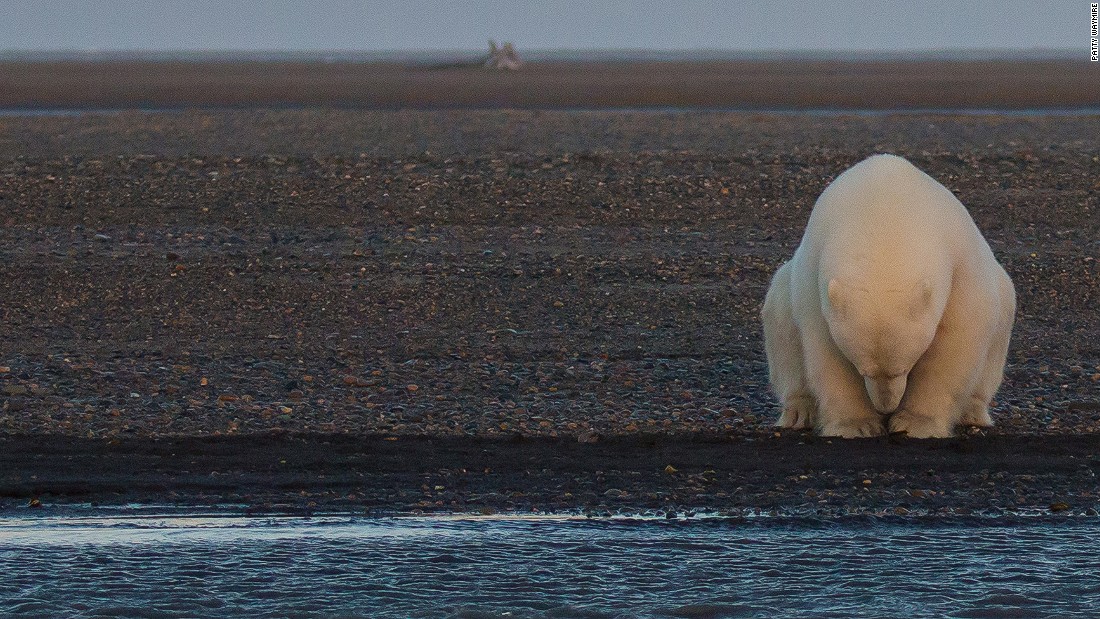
[825,278,941,414]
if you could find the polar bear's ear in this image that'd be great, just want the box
[910,280,933,318]
[827,279,847,315]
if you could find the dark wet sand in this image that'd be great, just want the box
[2,433,1099,517]
[1,107,1098,515]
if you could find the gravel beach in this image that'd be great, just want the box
[1,108,1098,515]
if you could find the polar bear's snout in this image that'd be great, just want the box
[864,375,907,414]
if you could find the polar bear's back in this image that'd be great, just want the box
[799,154,985,285]
[811,154,970,234]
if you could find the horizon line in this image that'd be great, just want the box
[0,47,1081,59]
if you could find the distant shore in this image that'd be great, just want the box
[1,59,1097,110]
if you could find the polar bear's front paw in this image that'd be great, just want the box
[958,397,994,427]
[888,408,954,438]
[777,394,817,430]
[818,415,886,438]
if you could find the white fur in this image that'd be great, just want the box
[762,154,1015,438]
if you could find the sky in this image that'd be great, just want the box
[0,0,1084,52]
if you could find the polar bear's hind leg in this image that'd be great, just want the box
[763,262,817,430]
[957,342,1005,427]
[960,274,1015,427]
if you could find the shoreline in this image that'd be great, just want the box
[3,431,1099,516]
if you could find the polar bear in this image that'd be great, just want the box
[762,154,1015,438]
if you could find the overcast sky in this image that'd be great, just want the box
[0,0,1083,52]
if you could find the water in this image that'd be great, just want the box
[2,514,1099,618]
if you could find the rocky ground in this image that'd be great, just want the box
[0,110,1098,515]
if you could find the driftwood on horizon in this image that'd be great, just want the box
[485,40,522,70]
[416,40,522,70]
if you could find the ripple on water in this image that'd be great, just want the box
[1,516,1099,618]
